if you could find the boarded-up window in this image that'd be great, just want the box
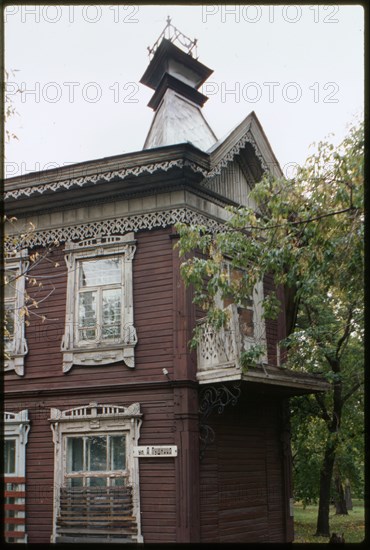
[223,264,255,337]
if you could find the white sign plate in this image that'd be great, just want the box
[133,445,178,458]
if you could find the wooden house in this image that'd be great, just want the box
[3,23,328,544]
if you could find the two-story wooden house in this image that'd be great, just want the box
[3,23,328,544]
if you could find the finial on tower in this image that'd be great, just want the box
[147,17,198,59]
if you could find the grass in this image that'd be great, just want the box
[293,499,365,543]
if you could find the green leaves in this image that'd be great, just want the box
[176,119,364,512]
[177,120,364,376]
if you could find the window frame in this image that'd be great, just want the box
[61,234,137,373]
[4,410,30,478]
[65,433,128,487]
[4,250,29,376]
[50,402,143,543]
[76,256,123,344]
[218,260,267,363]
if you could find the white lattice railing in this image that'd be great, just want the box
[197,305,242,373]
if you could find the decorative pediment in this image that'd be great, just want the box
[49,402,141,422]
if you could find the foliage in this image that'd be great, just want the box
[5,68,21,144]
[177,120,364,364]
[176,119,364,533]
[291,389,364,506]
[3,216,60,349]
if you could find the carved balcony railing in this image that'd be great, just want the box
[197,304,266,382]
[197,301,332,396]
[197,304,243,382]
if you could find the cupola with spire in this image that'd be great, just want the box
[141,18,217,151]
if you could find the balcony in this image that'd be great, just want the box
[196,304,330,395]
[197,304,247,383]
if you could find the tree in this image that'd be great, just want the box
[3,217,60,350]
[290,375,364,511]
[3,71,59,348]
[176,120,364,537]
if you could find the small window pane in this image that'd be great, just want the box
[67,438,84,472]
[68,477,83,487]
[79,258,120,288]
[5,306,15,340]
[87,436,107,471]
[239,307,254,337]
[78,291,97,340]
[102,289,121,340]
[4,278,16,300]
[110,436,126,470]
[4,440,16,474]
[111,477,125,487]
[88,476,106,487]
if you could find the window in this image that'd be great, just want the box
[77,258,122,343]
[4,250,29,376]
[50,402,143,543]
[223,265,255,337]
[65,434,126,487]
[4,410,30,543]
[4,439,17,475]
[220,262,267,362]
[4,272,16,340]
[61,234,137,373]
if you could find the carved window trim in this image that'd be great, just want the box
[4,410,30,477]
[4,250,29,376]
[49,402,143,543]
[61,233,137,373]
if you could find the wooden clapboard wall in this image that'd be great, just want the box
[199,392,290,543]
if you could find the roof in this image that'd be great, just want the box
[143,88,217,151]
[4,111,283,213]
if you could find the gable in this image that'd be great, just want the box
[200,158,258,209]
[207,111,283,184]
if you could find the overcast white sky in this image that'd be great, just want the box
[4,4,364,179]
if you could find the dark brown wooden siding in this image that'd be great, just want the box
[4,225,289,544]
[4,227,181,543]
[4,389,177,544]
[4,227,177,392]
[199,390,290,543]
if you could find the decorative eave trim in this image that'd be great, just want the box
[4,207,224,251]
[207,128,268,178]
[4,130,271,201]
[4,159,208,200]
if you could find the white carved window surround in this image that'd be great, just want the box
[49,402,143,543]
[61,234,137,373]
[4,249,29,376]
[4,410,30,544]
[219,261,267,363]
[4,410,30,477]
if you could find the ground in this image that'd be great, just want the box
[293,500,365,543]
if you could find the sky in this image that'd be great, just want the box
[4,4,364,180]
